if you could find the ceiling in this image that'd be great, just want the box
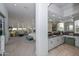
[4,3,35,19]
[4,3,79,24]
[4,3,35,28]
[48,3,79,22]
[53,3,68,8]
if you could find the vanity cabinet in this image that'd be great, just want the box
[56,36,64,45]
[64,37,75,46]
[75,37,79,47]
[49,39,56,49]
[63,35,79,48]
[48,38,56,50]
[48,36,64,50]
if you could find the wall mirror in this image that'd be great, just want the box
[74,20,79,33]
[64,22,74,32]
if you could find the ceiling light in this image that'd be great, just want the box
[14,4,16,6]
[24,7,28,9]
[52,14,55,17]
[49,19,53,22]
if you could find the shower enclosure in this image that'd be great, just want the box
[0,14,5,56]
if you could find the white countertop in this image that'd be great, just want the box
[63,35,79,38]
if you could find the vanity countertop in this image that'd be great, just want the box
[48,35,79,39]
[63,35,79,38]
[48,35,63,39]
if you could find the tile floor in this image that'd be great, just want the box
[5,36,79,56]
[49,44,79,56]
[5,36,36,56]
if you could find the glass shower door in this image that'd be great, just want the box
[0,15,5,55]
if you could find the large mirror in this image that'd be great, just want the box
[57,22,64,32]
[74,20,79,33]
[64,22,74,32]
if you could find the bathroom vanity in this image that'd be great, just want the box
[48,35,64,50]
[63,35,79,48]
[48,35,79,50]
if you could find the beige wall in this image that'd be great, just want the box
[48,21,52,32]
[8,14,35,27]
[8,15,35,33]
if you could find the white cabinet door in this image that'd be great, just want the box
[61,36,64,43]
[48,38,56,50]
[75,37,79,47]
[48,38,55,50]
[48,40,51,50]
[48,38,52,50]
[59,36,64,44]
[51,39,56,49]
[54,37,58,47]
[48,36,64,50]
[56,36,64,46]
[56,36,61,46]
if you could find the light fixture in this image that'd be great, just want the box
[24,6,27,9]
[49,19,53,21]
[14,4,16,6]
[48,3,52,7]
[52,14,55,17]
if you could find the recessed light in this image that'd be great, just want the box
[52,14,55,17]
[24,7,27,9]
[14,4,16,6]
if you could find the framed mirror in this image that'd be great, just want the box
[74,20,79,33]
